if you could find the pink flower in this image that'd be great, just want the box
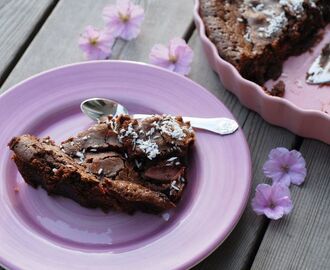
[103,0,144,40]
[263,147,307,186]
[252,183,293,220]
[79,25,114,60]
[149,38,194,75]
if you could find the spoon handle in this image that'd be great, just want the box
[132,114,239,135]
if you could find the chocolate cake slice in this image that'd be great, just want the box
[200,0,330,84]
[9,135,175,213]
[9,115,195,214]
[61,115,195,203]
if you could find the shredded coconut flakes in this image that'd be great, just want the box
[280,0,304,13]
[135,138,160,160]
[159,117,187,140]
[171,181,180,191]
[75,151,85,162]
[261,10,287,38]
[116,116,192,160]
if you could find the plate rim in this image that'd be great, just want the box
[0,60,252,270]
[193,0,330,144]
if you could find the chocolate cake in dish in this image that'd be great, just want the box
[199,0,330,84]
[9,115,195,214]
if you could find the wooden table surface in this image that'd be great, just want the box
[1,1,329,269]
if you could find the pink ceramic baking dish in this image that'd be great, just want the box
[193,0,330,144]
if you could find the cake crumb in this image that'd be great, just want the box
[265,80,286,97]
[14,186,19,193]
[318,82,330,88]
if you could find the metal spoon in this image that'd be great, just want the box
[80,98,239,135]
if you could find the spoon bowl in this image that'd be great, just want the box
[80,98,128,121]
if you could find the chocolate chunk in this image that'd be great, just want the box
[144,165,185,183]
[319,43,330,68]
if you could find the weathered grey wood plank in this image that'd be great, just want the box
[189,31,298,270]
[251,139,330,270]
[0,0,56,83]
[1,0,110,92]
[1,0,193,92]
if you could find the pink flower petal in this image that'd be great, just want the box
[264,206,285,220]
[271,183,291,200]
[263,147,307,186]
[176,46,194,65]
[275,173,292,186]
[86,49,107,61]
[173,45,194,75]
[120,21,142,40]
[103,0,144,40]
[78,26,114,60]
[288,171,306,185]
[251,184,272,214]
[169,38,188,56]
[149,38,193,75]
[274,197,293,214]
[268,147,289,159]
[149,44,172,68]
[290,150,306,163]
[263,160,288,184]
[116,0,131,14]
[173,64,192,75]
[130,7,144,23]
[251,183,293,220]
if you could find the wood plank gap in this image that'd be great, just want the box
[111,40,127,60]
[291,135,304,150]
[0,0,59,87]
[241,110,252,129]
[183,20,196,42]
[243,218,270,270]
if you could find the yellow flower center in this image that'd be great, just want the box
[169,54,177,63]
[281,165,289,173]
[89,37,98,46]
[269,201,276,209]
[119,12,130,23]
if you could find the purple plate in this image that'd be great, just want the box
[0,61,251,270]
